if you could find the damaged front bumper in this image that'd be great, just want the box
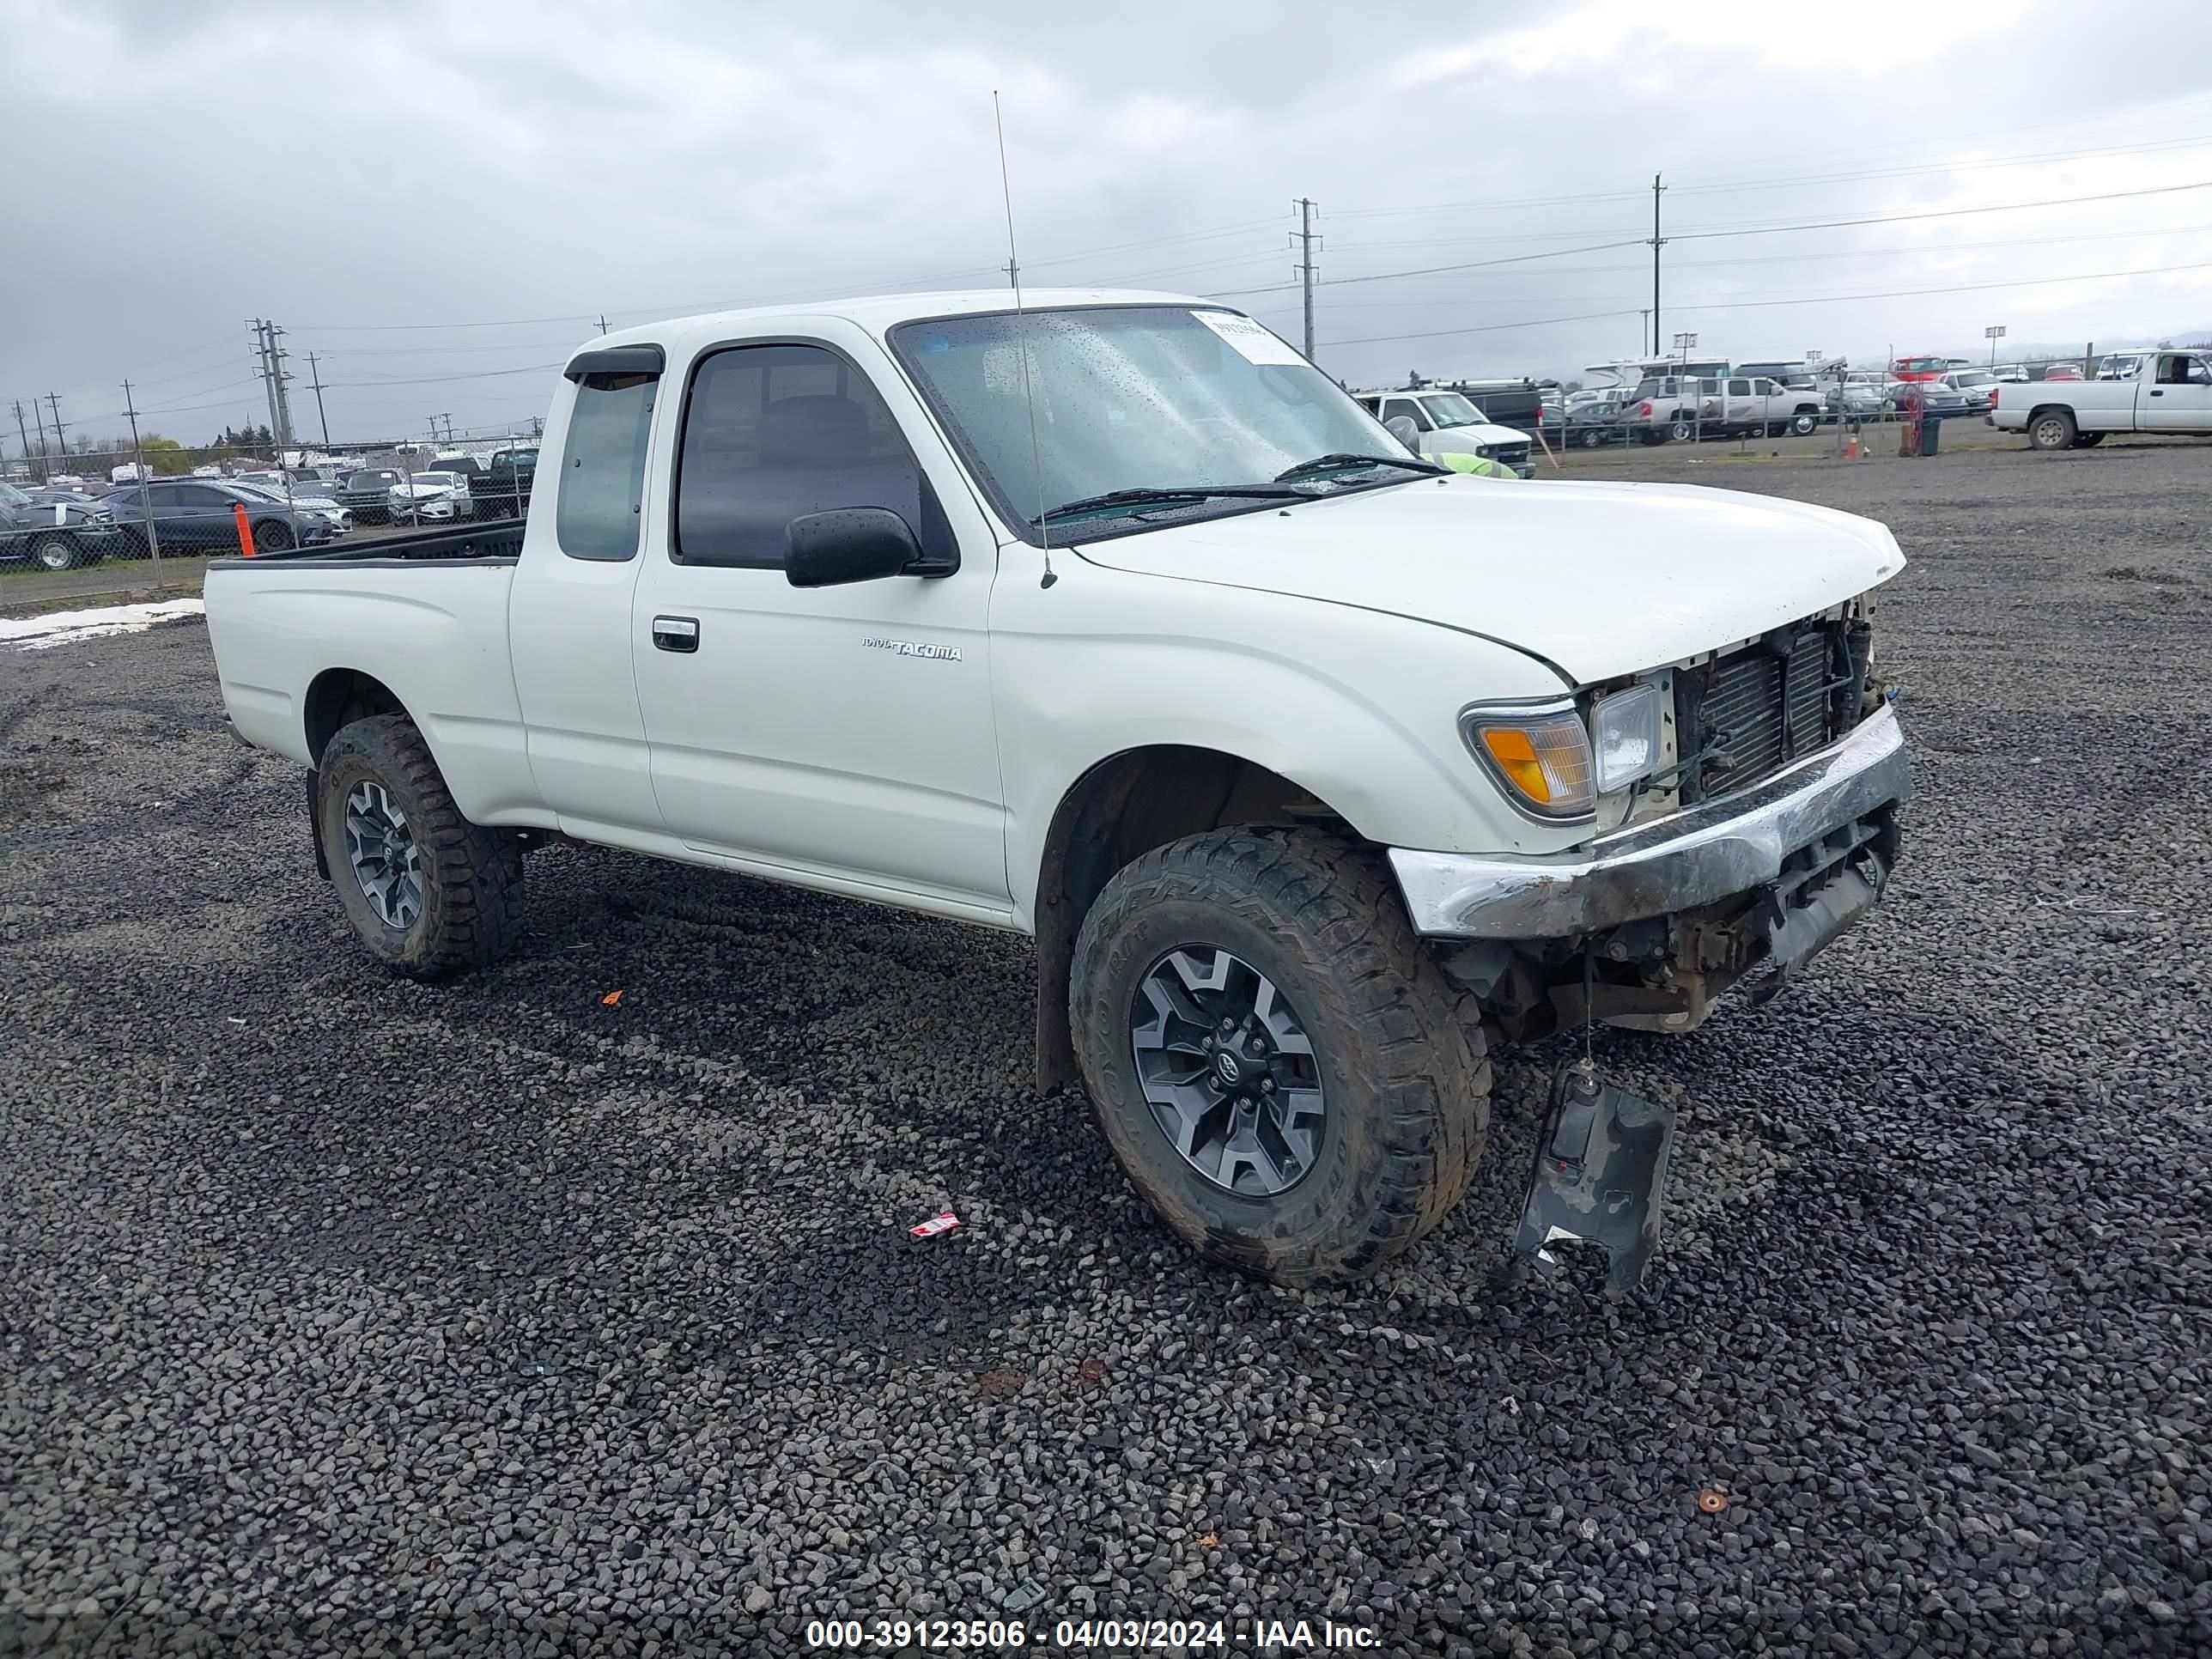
[1389,701,1909,941]
[1390,703,1909,1292]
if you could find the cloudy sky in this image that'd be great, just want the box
[8,0,2212,450]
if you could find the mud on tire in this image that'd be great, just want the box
[315,714,523,980]
[1069,826,1491,1287]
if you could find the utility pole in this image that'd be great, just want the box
[119,380,162,568]
[11,400,35,481]
[269,323,297,453]
[27,397,52,482]
[305,351,331,449]
[1292,198,1320,362]
[44,392,68,461]
[1649,173,1667,355]
[251,319,283,449]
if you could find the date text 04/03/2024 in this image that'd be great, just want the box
[802,1616,1382,1650]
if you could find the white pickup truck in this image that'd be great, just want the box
[1994,349,2212,448]
[206,289,1911,1291]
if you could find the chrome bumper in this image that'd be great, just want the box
[1390,703,1910,939]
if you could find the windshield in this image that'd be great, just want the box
[890,305,1403,541]
[1417,393,1486,429]
[0,482,27,507]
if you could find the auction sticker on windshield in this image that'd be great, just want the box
[1192,309,1305,367]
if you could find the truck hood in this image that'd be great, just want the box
[1071,476,1905,685]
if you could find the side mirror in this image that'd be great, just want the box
[1384,415,1423,453]
[785,506,932,587]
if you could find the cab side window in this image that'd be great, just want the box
[1379,397,1430,431]
[673,343,951,569]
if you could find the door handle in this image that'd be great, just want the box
[652,615,700,653]
[2150,389,2165,396]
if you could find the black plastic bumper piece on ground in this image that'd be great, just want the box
[1512,1058,1677,1297]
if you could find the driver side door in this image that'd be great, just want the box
[629,337,1011,917]
[2143,354,2212,432]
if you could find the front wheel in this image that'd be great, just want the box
[315,714,523,980]
[253,519,295,554]
[2029,409,2078,451]
[32,536,81,572]
[1069,827,1491,1287]
[1790,411,1819,436]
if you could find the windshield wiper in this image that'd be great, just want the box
[1273,452,1447,483]
[1031,484,1304,526]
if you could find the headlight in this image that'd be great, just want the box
[1461,704,1595,819]
[1589,684,1662,793]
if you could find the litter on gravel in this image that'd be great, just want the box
[0,597,204,650]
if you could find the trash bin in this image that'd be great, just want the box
[1919,415,1942,457]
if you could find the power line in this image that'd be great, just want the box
[1207,179,2212,303]
[1320,258,2212,349]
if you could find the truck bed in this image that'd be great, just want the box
[208,521,524,568]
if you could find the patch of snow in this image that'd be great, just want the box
[1,598,205,651]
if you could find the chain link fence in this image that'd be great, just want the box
[3,430,537,575]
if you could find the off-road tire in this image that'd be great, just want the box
[315,714,522,980]
[1069,826,1491,1287]
[2029,408,2078,451]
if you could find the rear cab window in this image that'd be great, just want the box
[555,345,663,562]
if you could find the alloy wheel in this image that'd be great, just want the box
[1128,945,1327,1196]
[343,781,423,928]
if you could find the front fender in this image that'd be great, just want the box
[990,560,1579,928]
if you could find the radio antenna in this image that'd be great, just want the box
[994,90,1055,589]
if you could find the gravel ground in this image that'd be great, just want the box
[2,440,2207,1657]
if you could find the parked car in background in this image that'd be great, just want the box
[1994,348,2212,448]
[0,477,126,569]
[102,477,339,556]
[1559,399,1629,447]
[1892,355,1958,382]
[469,447,538,519]
[230,479,351,534]
[1350,390,1534,475]
[1987,364,2030,384]
[1936,370,2001,411]
[1828,380,1889,420]
[336,468,410,526]
[2094,351,2160,380]
[2041,363,2085,381]
[388,470,473,523]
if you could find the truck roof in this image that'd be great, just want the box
[586,287,1210,349]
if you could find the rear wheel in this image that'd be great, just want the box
[314,714,523,980]
[1069,826,1490,1287]
[32,536,80,572]
[1579,428,1603,449]
[1668,419,1694,443]
[2029,409,2078,451]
